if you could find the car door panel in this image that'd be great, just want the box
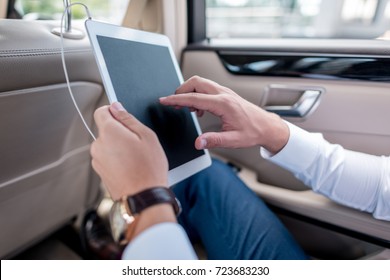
[181,46,390,248]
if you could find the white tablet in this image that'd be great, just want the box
[85,20,211,186]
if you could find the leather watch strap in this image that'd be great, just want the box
[125,187,181,216]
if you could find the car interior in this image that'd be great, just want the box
[0,0,389,260]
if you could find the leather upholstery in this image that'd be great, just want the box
[0,19,105,258]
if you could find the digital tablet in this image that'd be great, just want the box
[85,20,211,186]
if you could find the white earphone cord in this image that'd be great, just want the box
[60,3,96,141]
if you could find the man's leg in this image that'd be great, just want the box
[173,159,307,260]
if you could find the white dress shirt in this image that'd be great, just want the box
[121,223,197,259]
[261,122,390,221]
[122,121,390,259]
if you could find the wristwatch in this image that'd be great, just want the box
[109,187,181,245]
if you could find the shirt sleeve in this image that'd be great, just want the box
[121,223,198,260]
[260,122,390,221]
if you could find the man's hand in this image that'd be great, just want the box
[160,76,289,154]
[91,102,168,201]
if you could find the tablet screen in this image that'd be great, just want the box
[97,35,205,170]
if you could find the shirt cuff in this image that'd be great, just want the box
[260,122,322,174]
[121,223,197,260]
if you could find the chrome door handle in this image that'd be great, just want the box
[265,90,322,117]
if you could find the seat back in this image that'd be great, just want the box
[0,19,104,258]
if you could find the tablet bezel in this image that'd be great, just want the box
[85,20,211,186]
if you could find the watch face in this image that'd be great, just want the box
[173,197,182,216]
[109,201,134,243]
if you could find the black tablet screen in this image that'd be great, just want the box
[97,35,204,170]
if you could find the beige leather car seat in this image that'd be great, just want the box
[0,19,105,258]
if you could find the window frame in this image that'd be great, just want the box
[187,0,207,44]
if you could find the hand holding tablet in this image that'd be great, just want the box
[86,20,211,186]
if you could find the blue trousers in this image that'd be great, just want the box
[173,159,307,260]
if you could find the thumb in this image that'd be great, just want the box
[195,131,235,149]
[109,102,142,132]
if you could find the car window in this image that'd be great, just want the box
[206,0,390,39]
[15,0,129,24]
